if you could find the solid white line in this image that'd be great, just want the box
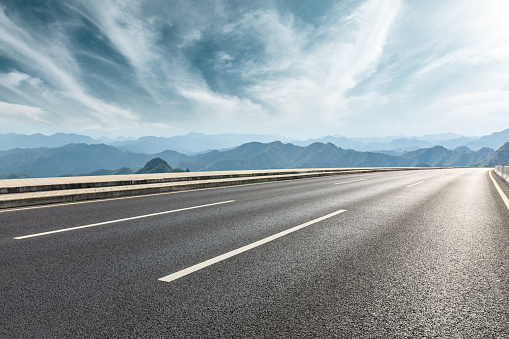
[406,181,424,188]
[334,179,366,185]
[158,209,347,283]
[14,200,235,240]
[489,171,509,211]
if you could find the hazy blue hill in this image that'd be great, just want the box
[438,137,477,150]
[328,149,410,167]
[264,141,302,164]
[200,142,411,171]
[25,144,151,177]
[321,136,365,150]
[307,144,410,168]
[201,148,293,171]
[462,128,509,150]
[401,145,496,167]
[153,149,190,165]
[200,159,247,171]
[453,146,473,154]
[294,136,434,152]
[189,142,283,167]
[0,133,99,151]
[365,138,433,152]
[416,132,465,142]
[387,138,433,149]
[76,167,135,176]
[0,144,151,177]
[479,142,509,166]
[198,142,299,171]
[292,136,365,150]
[221,141,288,160]
[248,149,288,169]
[247,142,303,168]
[450,147,495,166]
[183,149,221,166]
[401,146,458,166]
[295,143,346,167]
[296,142,339,159]
[375,150,405,157]
[297,130,506,153]
[111,136,191,154]
[172,161,207,172]
[198,142,295,171]
[111,133,285,154]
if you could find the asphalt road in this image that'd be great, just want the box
[1,168,508,338]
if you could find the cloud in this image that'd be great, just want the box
[0,0,508,138]
[0,71,51,113]
[70,0,213,102]
[441,90,509,121]
[0,101,48,123]
[238,0,402,135]
[176,87,269,133]
[0,6,80,91]
[407,1,509,79]
[331,0,509,137]
[0,71,42,88]
[70,1,162,94]
[0,0,402,138]
[0,5,142,131]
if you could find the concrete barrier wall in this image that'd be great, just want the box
[494,165,509,186]
[0,167,449,209]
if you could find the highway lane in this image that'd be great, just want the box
[1,168,508,337]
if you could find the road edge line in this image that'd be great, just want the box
[489,170,509,211]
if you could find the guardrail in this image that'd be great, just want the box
[494,165,509,186]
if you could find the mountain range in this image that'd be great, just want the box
[0,133,100,151]
[109,133,285,154]
[479,142,509,167]
[296,130,509,153]
[1,128,509,154]
[0,141,506,178]
[0,144,149,178]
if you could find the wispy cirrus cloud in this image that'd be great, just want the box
[0,0,508,138]
[239,0,402,133]
[0,5,140,130]
[337,0,509,136]
[0,71,43,88]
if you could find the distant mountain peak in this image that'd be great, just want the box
[136,158,173,174]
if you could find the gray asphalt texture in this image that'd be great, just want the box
[1,168,508,338]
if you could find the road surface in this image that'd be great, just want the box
[1,168,508,337]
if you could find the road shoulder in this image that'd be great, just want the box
[491,169,509,210]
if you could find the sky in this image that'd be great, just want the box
[0,0,508,139]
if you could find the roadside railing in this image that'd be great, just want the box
[494,165,509,186]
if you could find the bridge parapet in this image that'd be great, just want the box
[495,165,509,186]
